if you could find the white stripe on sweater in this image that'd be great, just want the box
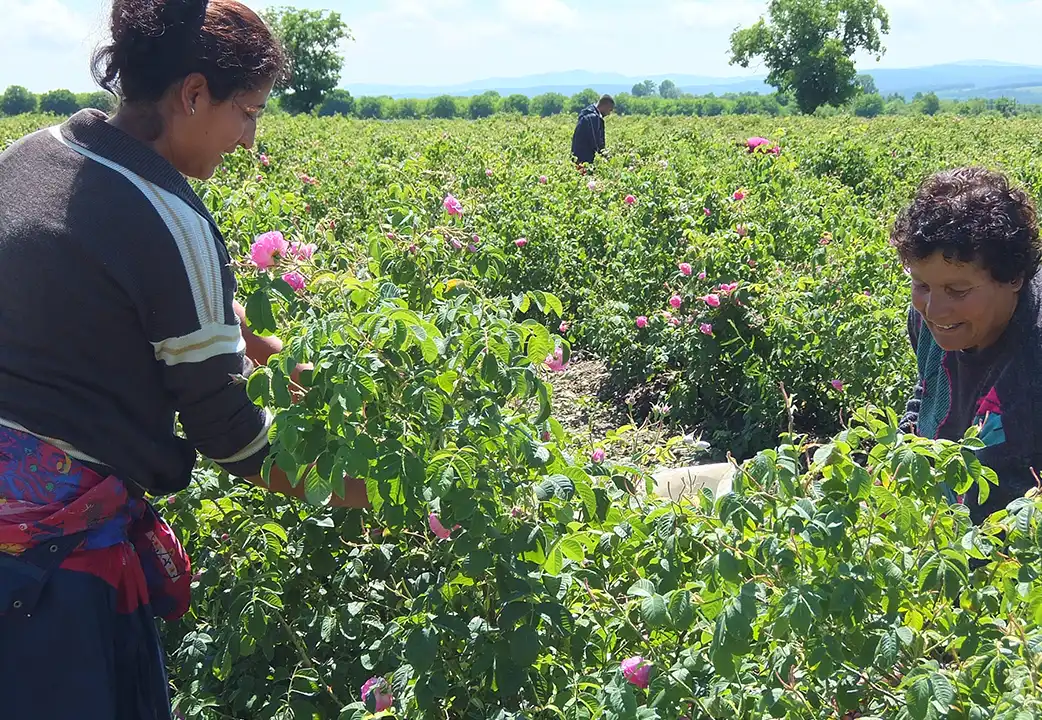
[48,125,240,367]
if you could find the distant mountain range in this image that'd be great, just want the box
[344,62,1042,103]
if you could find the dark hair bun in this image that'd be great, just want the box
[92,0,286,104]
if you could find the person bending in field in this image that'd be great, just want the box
[0,0,368,716]
[894,167,1042,524]
[571,93,614,166]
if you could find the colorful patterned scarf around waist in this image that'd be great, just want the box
[0,425,191,620]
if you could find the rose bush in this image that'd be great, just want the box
[6,113,1042,718]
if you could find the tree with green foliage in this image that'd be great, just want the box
[914,91,940,116]
[659,79,681,99]
[39,89,80,116]
[428,95,458,119]
[1,86,37,116]
[853,92,884,117]
[468,91,499,119]
[631,80,657,97]
[530,92,567,117]
[78,91,116,112]
[568,88,599,113]
[994,96,1017,118]
[395,98,420,119]
[263,7,351,115]
[501,94,529,115]
[317,89,354,117]
[856,73,878,95]
[730,0,890,114]
[356,96,387,119]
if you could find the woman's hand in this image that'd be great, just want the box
[245,464,372,509]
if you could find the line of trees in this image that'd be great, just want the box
[1,81,1034,121]
[0,86,115,117]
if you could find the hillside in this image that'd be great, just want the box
[346,61,1042,102]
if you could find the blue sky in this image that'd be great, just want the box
[2,0,1041,93]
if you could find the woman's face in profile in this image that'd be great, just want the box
[906,251,1023,352]
[173,77,274,180]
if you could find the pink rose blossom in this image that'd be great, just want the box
[621,656,651,689]
[591,448,606,464]
[539,175,548,184]
[514,237,528,247]
[250,231,289,270]
[697,271,706,280]
[485,168,493,177]
[747,137,770,151]
[679,262,693,276]
[669,295,682,309]
[559,322,570,333]
[281,271,306,293]
[443,194,464,217]
[408,244,418,254]
[733,189,745,201]
[428,513,452,540]
[699,323,713,336]
[289,242,317,261]
[831,379,845,392]
[668,316,681,327]
[701,293,720,308]
[718,282,739,295]
[259,153,270,167]
[624,194,637,205]
[544,346,570,372]
[361,677,394,712]
[636,316,648,328]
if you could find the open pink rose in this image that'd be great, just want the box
[281,271,306,293]
[361,677,394,712]
[515,237,528,247]
[621,656,651,689]
[544,346,570,372]
[635,316,648,328]
[701,293,721,308]
[679,262,692,276]
[624,194,637,205]
[539,175,548,184]
[591,448,605,464]
[831,379,845,392]
[669,295,682,309]
[700,323,713,336]
[289,242,317,261]
[443,194,463,217]
[250,231,289,270]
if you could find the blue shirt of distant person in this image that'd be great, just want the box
[571,94,614,165]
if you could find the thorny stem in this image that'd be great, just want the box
[274,607,346,709]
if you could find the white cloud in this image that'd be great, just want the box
[498,0,578,28]
[0,0,90,46]
[668,0,767,31]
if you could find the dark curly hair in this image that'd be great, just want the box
[91,0,288,104]
[890,166,1042,284]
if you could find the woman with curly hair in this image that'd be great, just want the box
[893,166,1042,523]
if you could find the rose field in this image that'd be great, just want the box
[6,113,1042,719]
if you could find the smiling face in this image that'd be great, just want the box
[165,74,275,180]
[906,251,1023,352]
